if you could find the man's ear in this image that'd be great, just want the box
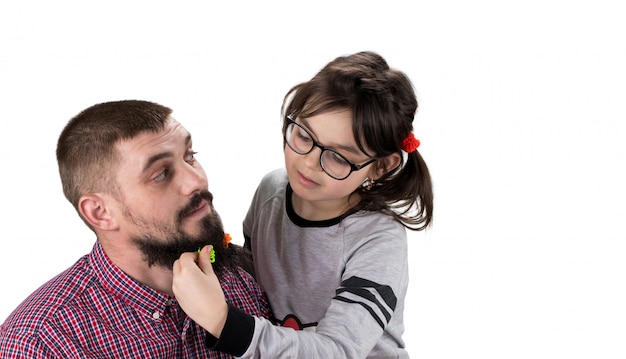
[373,152,402,180]
[78,194,119,231]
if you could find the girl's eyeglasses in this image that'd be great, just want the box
[284,116,377,180]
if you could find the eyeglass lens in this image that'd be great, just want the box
[285,122,352,179]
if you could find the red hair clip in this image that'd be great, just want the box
[401,133,420,153]
[223,233,232,248]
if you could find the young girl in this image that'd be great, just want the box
[172,51,433,358]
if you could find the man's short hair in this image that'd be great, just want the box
[56,100,172,211]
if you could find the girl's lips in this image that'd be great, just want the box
[297,171,318,188]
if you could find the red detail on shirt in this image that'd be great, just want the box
[282,315,303,330]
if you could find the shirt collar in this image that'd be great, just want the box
[89,241,172,319]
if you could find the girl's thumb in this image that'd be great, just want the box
[198,245,216,274]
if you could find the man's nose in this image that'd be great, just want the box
[180,164,208,196]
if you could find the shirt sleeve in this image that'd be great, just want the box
[0,325,59,358]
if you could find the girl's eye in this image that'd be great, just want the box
[297,128,312,142]
[327,151,349,165]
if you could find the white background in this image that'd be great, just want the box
[1,1,625,357]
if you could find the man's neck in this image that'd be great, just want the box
[99,239,175,296]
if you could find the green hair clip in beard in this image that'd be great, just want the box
[201,233,233,264]
[197,246,216,263]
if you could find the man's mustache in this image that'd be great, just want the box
[177,191,213,222]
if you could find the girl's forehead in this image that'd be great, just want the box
[300,111,372,158]
[300,110,352,131]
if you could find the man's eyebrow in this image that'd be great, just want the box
[143,133,192,172]
[143,152,173,173]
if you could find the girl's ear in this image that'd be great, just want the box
[373,152,402,180]
[78,194,119,231]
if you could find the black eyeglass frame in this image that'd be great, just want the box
[284,116,378,180]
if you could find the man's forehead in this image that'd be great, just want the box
[126,117,187,142]
[115,118,191,163]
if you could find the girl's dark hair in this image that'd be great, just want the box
[281,51,433,230]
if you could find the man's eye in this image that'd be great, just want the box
[154,169,168,182]
[185,151,198,163]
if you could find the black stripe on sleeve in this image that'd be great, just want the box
[334,276,398,329]
[334,296,386,329]
[336,287,392,322]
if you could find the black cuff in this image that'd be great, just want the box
[205,303,255,356]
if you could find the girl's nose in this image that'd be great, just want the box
[303,146,323,170]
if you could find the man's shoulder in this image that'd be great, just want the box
[219,265,269,317]
[219,265,260,294]
[0,255,93,336]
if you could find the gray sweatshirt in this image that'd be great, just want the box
[211,169,409,358]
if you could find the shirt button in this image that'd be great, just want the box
[152,311,160,320]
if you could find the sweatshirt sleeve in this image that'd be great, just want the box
[206,304,255,356]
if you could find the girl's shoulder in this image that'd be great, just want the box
[257,168,288,192]
[248,168,288,212]
[342,210,407,241]
[338,211,408,261]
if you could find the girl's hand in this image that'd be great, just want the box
[172,245,228,337]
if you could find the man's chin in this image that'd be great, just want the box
[131,235,205,269]
[136,212,224,269]
[180,221,207,240]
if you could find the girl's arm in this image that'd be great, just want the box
[173,233,408,358]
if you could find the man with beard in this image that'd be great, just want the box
[0,100,270,358]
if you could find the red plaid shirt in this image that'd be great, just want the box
[0,241,271,358]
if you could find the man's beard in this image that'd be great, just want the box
[128,191,228,270]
